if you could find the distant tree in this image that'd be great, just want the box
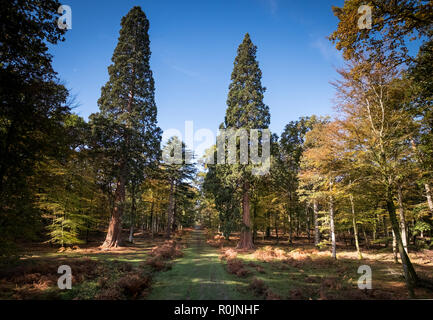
[140,176,169,237]
[299,121,345,259]
[203,156,240,240]
[161,137,196,238]
[277,117,317,243]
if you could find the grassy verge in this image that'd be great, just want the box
[147,229,255,300]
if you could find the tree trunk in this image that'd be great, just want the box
[150,200,154,240]
[128,182,137,243]
[362,227,370,249]
[306,203,311,241]
[386,187,418,297]
[265,211,271,238]
[425,183,433,216]
[392,229,398,263]
[172,196,177,232]
[313,199,320,247]
[101,164,126,249]
[329,184,336,260]
[383,215,389,248]
[397,185,408,253]
[282,216,287,235]
[128,225,134,243]
[253,202,257,243]
[288,208,293,244]
[237,181,254,250]
[349,194,362,259]
[165,181,174,239]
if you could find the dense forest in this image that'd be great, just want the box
[1,0,432,300]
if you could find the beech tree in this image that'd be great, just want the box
[334,58,420,295]
[0,0,70,254]
[330,0,433,65]
[90,7,161,249]
[331,0,433,225]
[330,0,433,295]
[299,121,345,259]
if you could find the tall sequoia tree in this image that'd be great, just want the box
[224,33,270,249]
[90,6,161,249]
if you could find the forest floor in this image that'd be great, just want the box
[209,232,433,299]
[148,228,254,299]
[1,227,433,300]
[0,231,178,299]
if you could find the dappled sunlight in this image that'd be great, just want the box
[2,1,432,304]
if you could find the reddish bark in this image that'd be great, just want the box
[237,181,254,250]
[101,165,126,249]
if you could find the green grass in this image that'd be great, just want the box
[4,230,432,300]
[148,231,255,300]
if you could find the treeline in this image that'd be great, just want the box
[1,3,197,254]
[200,0,433,296]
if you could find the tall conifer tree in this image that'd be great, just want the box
[224,33,270,249]
[91,6,161,248]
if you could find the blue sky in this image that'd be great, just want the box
[50,0,345,154]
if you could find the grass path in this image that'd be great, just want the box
[147,228,253,300]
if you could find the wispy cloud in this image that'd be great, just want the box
[310,37,343,64]
[171,65,199,78]
[268,0,278,15]
[259,0,278,15]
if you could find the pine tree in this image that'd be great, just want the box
[224,33,270,249]
[90,6,161,249]
[161,137,196,238]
